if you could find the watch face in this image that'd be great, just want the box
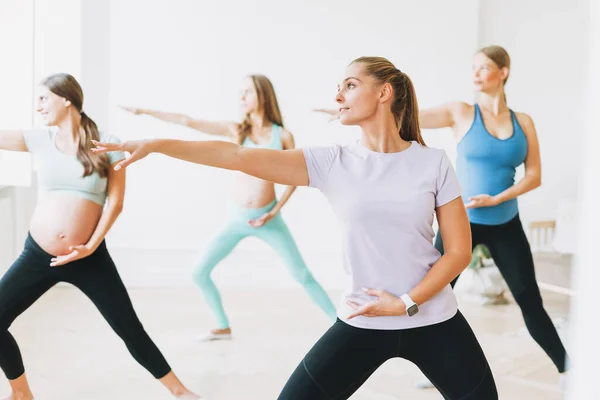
[407,304,419,317]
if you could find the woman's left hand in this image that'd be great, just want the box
[248,210,277,228]
[92,139,154,170]
[465,194,499,209]
[346,288,406,319]
[50,244,95,267]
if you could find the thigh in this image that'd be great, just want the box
[278,319,397,400]
[63,246,142,327]
[256,216,306,268]
[483,217,539,297]
[0,248,58,328]
[402,312,498,400]
[193,219,249,268]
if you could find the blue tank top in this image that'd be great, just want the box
[242,123,283,150]
[456,104,528,225]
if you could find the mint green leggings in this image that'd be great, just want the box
[192,201,337,329]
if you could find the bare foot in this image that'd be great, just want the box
[174,390,202,399]
[2,394,34,400]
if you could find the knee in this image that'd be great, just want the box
[191,261,214,285]
[290,267,316,285]
[512,288,544,313]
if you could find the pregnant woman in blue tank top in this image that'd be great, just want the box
[420,46,569,384]
[121,75,336,341]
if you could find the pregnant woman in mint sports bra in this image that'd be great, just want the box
[420,45,569,387]
[0,74,200,399]
[121,75,336,341]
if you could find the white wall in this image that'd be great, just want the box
[0,0,35,269]
[0,0,34,186]
[567,2,600,397]
[478,0,589,232]
[107,0,480,252]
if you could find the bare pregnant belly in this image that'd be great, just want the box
[28,193,103,256]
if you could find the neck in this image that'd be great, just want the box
[359,111,410,153]
[477,91,508,116]
[249,112,270,133]
[56,113,82,143]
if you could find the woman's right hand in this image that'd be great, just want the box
[313,108,340,122]
[120,105,142,115]
[91,139,155,170]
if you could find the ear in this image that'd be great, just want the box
[500,67,510,82]
[380,82,393,103]
[64,99,72,107]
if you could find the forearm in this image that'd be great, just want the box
[151,139,240,170]
[272,185,297,213]
[493,173,541,205]
[138,108,189,126]
[408,250,471,306]
[86,203,123,250]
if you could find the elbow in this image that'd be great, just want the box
[530,174,542,190]
[452,248,473,270]
[459,251,472,269]
[110,201,124,215]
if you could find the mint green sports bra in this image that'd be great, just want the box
[22,128,125,205]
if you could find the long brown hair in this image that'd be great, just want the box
[351,57,425,145]
[42,73,110,178]
[478,45,511,101]
[237,75,284,145]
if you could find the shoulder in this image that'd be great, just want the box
[447,101,473,118]
[411,142,448,161]
[22,127,53,152]
[514,111,535,133]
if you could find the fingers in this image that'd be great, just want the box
[50,250,79,267]
[346,304,370,320]
[114,154,139,171]
[361,287,382,297]
[464,200,477,209]
[91,140,125,152]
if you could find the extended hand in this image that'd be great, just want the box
[119,105,141,115]
[92,139,154,170]
[313,108,340,122]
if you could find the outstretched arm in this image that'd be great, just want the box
[92,138,309,187]
[419,101,468,130]
[121,106,239,139]
[0,130,27,152]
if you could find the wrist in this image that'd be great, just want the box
[394,297,407,316]
[271,203,282,214]
[400,293,419,317]
[492,195,502,206]
[85,242,99,252]
[148,139,161,154]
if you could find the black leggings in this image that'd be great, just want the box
[278,312,498,400]
[436,214,568,373]
[0,233,171,380]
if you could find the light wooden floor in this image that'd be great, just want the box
[0,249,571,399]
[0,290,570,399]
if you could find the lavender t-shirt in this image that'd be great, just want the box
[303,140,462,330]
